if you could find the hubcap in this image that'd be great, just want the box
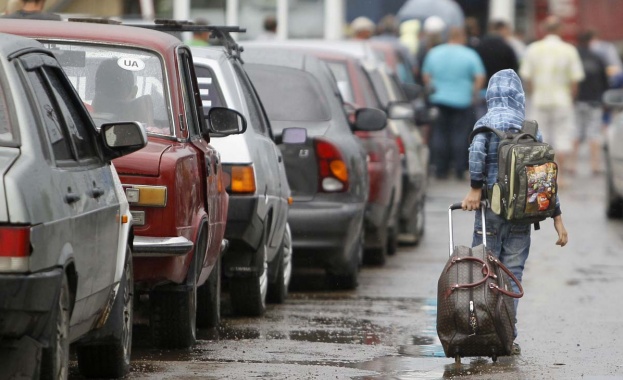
[55,288,69,379]
[283,226,292,289]
[122,260,133,362]
[259,246,268,307]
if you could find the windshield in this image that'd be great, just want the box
[245,64,330,122]
[43,42,172,136]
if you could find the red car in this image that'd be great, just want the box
[0,19,246,349]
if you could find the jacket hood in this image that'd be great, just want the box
[474,69,525,132]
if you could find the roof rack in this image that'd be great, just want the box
[123,19,246,62]
[68,17,121,25]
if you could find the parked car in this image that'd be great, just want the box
[244,41,403,265]
[366,65,429,244]
[243,47,387,288]
[254,39,429,245]
[191,45,292,316]
[0,19,246,349]
[603,89,623,218]
[0,33,147,379]
[300,49,403,264]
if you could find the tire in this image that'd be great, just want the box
[387,225,398,256]
[77,248,133,378]
[229,251,268,316]
[150,249,198,348]
[268,224,292,304]
[327,231,361,290]
[606,163,623,218]
[364,225,387,266]
[40,274,70,380]
[400,198,426,246]
[197,254,221,329]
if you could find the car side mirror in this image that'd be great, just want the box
[353,108,387,132]
[100,121,148,160]
[603,89,623,108]
[387,101,415,120]
[206,107,247,137]
[281,127,307,144]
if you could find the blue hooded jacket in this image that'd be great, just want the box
[469,69,561,214]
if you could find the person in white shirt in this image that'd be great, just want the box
[520,16,585,179]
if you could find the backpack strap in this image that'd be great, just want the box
[469,126,506,142]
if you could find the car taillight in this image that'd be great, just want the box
[229,165,256,194]
[315,139,349,192]
[396,136,405,155]
[0,226,31,272]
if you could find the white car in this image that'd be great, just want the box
[191,46,292,316]
[0,34,147,379]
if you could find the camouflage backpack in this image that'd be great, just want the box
[469,120,558,229]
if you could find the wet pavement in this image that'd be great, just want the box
[71,154,623,379]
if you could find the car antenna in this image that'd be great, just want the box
[123,19,247,63]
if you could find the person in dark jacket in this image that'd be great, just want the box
[462,69,569,354]
[473,20,519,118]
[573,31,609,175]
[1,0,60,20]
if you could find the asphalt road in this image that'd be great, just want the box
[70,153,623,379]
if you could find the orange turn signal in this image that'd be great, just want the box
[288,196,293,205]
[329,160,348,182]
[231,166,256,194]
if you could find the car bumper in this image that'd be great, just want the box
[288,200,365,273]
[132,236,194,257]
[0,268,62,342]
[224,195,263,250]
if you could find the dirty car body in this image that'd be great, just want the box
[0,32,146,378]
[0,19,241,349]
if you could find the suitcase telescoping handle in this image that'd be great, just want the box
[448,202,488,257]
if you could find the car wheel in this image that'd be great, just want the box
[150,250,197,349]
[400,198,426,246]
[229,247,268,316]
[606,162,623,219]
[268,223,292,304]
[77,247,133,378]
[327,231,361,290]
[387,225,398,256]
[197,254,221,329]
[40,274,70,380]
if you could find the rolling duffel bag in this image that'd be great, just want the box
[436,202,524,363]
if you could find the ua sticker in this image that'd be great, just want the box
[117,57,145,71]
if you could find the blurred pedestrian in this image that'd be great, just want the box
[495,21,527,62]
[414,15,446,85]
[587,30,623,80]
[473,19,519,119]
[572,31,609,176]
[2,0,60,20]
[187,18,210,47]
[256,15,277,40]
[422,27,485,179]
[372,14,416,84]
[520,16,584,180]
[350,16,375,40]
[464,16,481,48]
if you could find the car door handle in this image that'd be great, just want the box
[65,192,81,204]
[90,187,105,198]
[278,155,283,163]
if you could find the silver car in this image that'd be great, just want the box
[191,46,292,316]
[0,34,147,379]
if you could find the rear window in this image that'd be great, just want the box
[43,42,172,136]
[0,86,12,143]
[245,64,330,122]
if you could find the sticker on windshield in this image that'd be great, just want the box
[117,57,145,71]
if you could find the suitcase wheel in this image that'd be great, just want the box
[492,354,498,363]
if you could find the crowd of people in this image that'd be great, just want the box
[347,13,622,183]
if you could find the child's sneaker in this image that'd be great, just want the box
[512,342,521,355]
